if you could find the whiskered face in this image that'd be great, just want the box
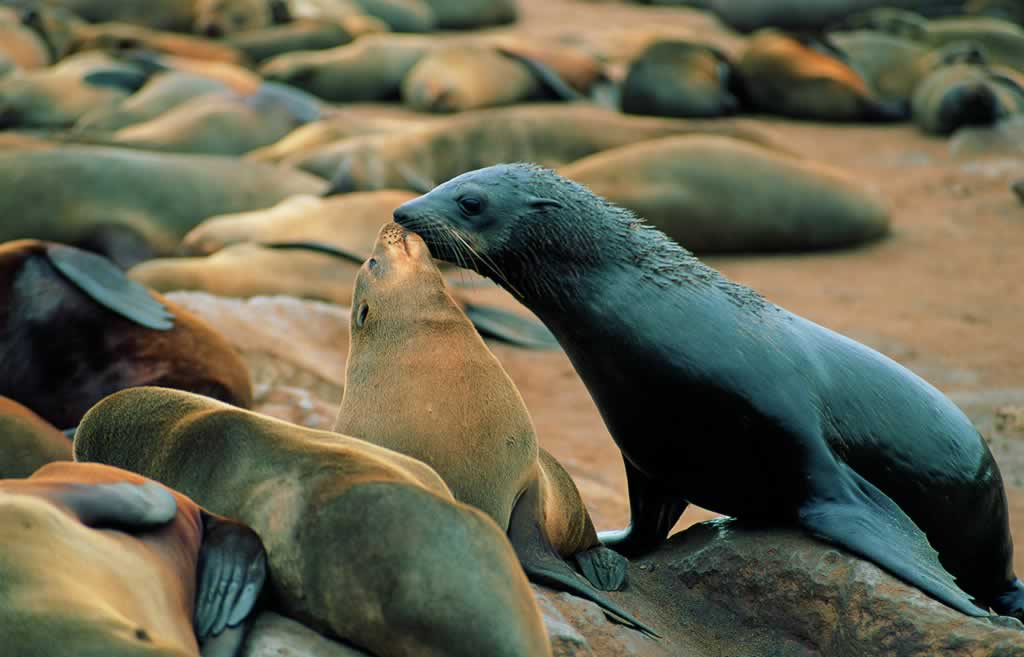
[350,223,448,336]
[391,164,563,279]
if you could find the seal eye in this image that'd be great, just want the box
[367,257,378,271]
[458,196,484,216]
[356,302,369,328]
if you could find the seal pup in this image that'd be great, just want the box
[0,240,253,428]
[737,29,908,121]
[621,40,740,118]
[0,460,267,657]
[74,386,555,657]
[393,162,1024,621]
[0,145,324,265]
[297,103,781,185]
[334,224,654,634]
[559,135,891,253]
[0,397,73,479]
[912,61,1024,134]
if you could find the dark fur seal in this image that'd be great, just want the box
[393,163,1024,621]
[0,240,253,428]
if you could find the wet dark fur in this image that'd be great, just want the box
[0,241,253,427]
[394,163,1024,620]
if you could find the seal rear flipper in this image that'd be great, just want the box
[508,481,659,637]
[60,481,178,529]
[195,513,268,643]
[799,464,988,618]
[45,243,175,331]
[261,241,368,265]
[574,545,628,592]
[463,303,561,350]
[495,48,585,102]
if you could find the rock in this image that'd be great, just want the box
[242,612,371,657]
[534,518,1024,657]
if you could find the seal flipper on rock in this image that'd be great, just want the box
[195,513,268,649]
[463,303,561,350]
[56,480,178,529]
[508,477,659,637]
[597,459,689,557]
[574,545,628,592]
[800,461,988,617]
[45,244,175,330]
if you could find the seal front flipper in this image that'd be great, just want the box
[799,462,988,617]
[495,48,585,102]
[463,303,561,350]
[508,478,659,637]
[45,244,175,331]
[574,545,628,592]
[58,481,178,529]
[597,459,688,558]
[195,513,268,647]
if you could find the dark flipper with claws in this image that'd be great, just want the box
[463,303,561,350]
[46,244,175,330]
[195,513,268,655]
[508,478,659,637]
[800,462,989,618]
[575,545,628,592]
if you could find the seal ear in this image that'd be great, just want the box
[269,0,291,25]
[528,196,563,210]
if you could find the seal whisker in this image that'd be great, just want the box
[447,227,524,299]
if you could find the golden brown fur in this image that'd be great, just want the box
[69,22,249,65]
[0,397,73,479]
[0,461,204,657]
[335,225,599,559]
[74,386,553,657]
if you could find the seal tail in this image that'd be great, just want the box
[800,463,989,618]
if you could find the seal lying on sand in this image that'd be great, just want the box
[0,240,253,427]
[0,460,267,657]
[74,386,555,657]
[559,135,890,253]
[393,162,1024,621]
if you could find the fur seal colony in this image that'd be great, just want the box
[1,0,1022,652]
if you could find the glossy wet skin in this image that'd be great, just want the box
[394,163,1022,618]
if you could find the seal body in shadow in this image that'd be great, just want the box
[0,240,253,427]
[0,397,73,479]
[393,162,1024,621]
[0,460,267,657]
[73,386,554,657]
[912,62,1024,134]
[621,40,740,118]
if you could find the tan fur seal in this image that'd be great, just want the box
[74,386,555,657]
[737,29,908,121]
[0,9,52,70]
[70,82,326,156]
[69,22,249,65]
[260,34,436,102]
[559,135,891,253]
[297,103,782,186]
[912,61,1024,134]
[0,51,139,128]
[621,40,740,118]
[224,18,361,63]
[0,397,72,479]
[334,224,654,634]
[181,191,416,255]
[0,460,267,657]
[0,240,254,427]
[0,145,324,265]
[245,112,426,163]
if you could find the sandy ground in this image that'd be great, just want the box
[408,0,1024,570]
